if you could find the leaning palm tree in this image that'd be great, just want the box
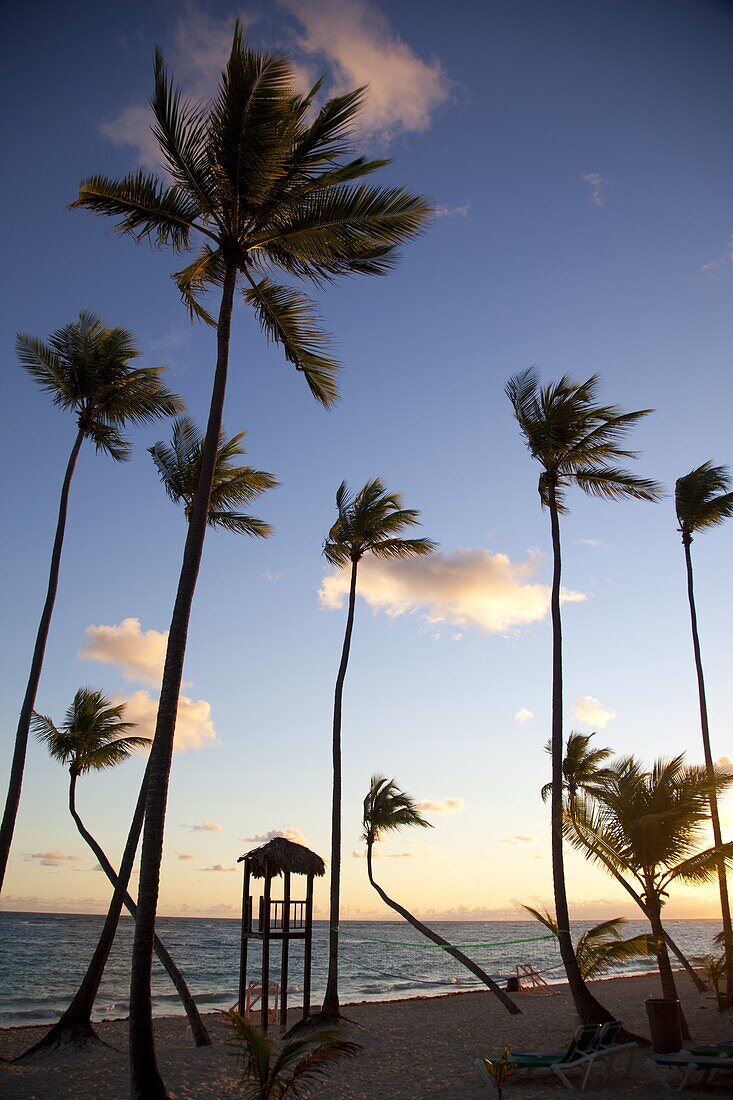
[569,754,733,1008]
[149,415,278,536]
[364,775,520,1015]
[320,480,436,1018]
[0,313,181,892]
[72,27,431,1094]
[676,461,733,1005]
[506,369,662,1024]
[545,733,704,990]
[523,907,652,980]
[21,689,209,1055]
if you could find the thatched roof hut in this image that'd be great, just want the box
[238,837,325,879]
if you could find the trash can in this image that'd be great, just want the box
[645,997,683,1053]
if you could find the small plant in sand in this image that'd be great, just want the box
[227,1011,360,1098]
[692,949,727,1011]
[482,1047,515,1099]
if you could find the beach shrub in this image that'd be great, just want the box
[482,1048,515,1099]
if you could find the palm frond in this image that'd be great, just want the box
[72,170,206,249]
[676,462,733,536]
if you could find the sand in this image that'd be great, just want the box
[1,973,731,1098]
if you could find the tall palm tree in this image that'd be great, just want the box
[23,689,209,1054]
[522,907,652,980]
[72,27,431,1094]
[320,480,436,1017]
[676,461,733,1005]
[506,369,662,1023]
[0,314,181,893]
[149,415,278,535]
[548,733,705,991]
[364,775,520,1014]
[569,754,733,1006]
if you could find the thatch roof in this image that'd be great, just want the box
[238,837,325,879]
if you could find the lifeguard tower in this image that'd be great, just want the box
[237,837,325,1032]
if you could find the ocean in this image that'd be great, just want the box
[0,912,721,1029]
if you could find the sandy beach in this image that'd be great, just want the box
[1,971,731,1098]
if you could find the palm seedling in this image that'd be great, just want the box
[676,461,733,1005]
[0,313,181,892]
[20,689,208,1056]
[72,26,431,1094]
[364,775,520,1014]
[522,907,652,980]
[320,481,435,1018]
[506,368,662,1024]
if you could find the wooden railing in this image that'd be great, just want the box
[249,898,307,932]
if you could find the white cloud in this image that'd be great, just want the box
[81,618,168,687]
[514,708,534,725]
[572,695,616,730]
[576,538,602,548]
[189,820,224,833]
[178,853,198,861]
[414,796,464,815]
[203,863,237,872]
[502,835,535,844]
[702,238,733,272]
[582,172,611,208]
[434,202,470,218]
[281,0,450,141]
[319,548,585,635]
[116,690,217,754]
[242,826,309,846]
[352,848,417,859]
[716,756,733,776]
[25,851,81,867]
[262,570,283,582]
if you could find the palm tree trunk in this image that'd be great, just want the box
[322,557,359,1019]
[64,770,210,1047]
[129,260,237,1099]
[645,886,690,1039]
[568,801,705,991]
[683,537,733,1005]
[0,427,84,892]
[367,842,521,1015]
[547,483,613,1025]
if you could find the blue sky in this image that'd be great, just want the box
[1,0,731,921]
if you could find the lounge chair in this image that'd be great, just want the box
[646,1047,733,1092]
[477,1021,636,1091]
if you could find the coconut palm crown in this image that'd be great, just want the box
[32,688,150,776]
[149,415,277,536]
[541,732,615,804]
[323,478,437,566]
[522,907,652,981]
[363,774,433,848]
[72,23,432,407]
[505,369,663,512]
[675,462,733,544]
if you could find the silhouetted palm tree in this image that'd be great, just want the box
[21,689,209,1055]
[72,26,431,1094]
[676,461,733,1005]
[506,369,662,1024]
[0,313,181,892]
[523,907,652,979]
[364,775,520,1014]
[320,480,435,1017]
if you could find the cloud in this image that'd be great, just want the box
[81,618,168,687]
[281,0,450,141]
[262,570,283,582]
[100,4,257,167]
[352,848,417,859]
[701,238,733,272]
[434,202,470,218]
[189,820,224,833]
[576,538,602,548]
[582,172,611,208]
[25,851,81,867]
[716,756,733,775]
[178,853,198,861]
[116,690,217,754]
[514,708,534,725]
[414,797,464,815]
[502,835,535,844]
[572,695,616,729]
[203,863,238,872]
[242,826,309,846]
[319,548,585,635]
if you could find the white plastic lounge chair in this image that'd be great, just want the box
[646,1049,733,1092]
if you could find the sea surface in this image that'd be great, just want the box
[0,912,721,1029]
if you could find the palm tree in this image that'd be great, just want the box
[506,369,662,1024]
[22,689,209,1054]
[320,480,435,1018]
[568,754,733,1007]
[523,907,652,980]
[72,27,431,1094]
[546,733,704,990]
[0,313,181,892]
[676,461,733,1005]
[364,775,521,1015]
[149,415,278,535]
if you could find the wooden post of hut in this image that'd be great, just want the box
[237,838,325,1033]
